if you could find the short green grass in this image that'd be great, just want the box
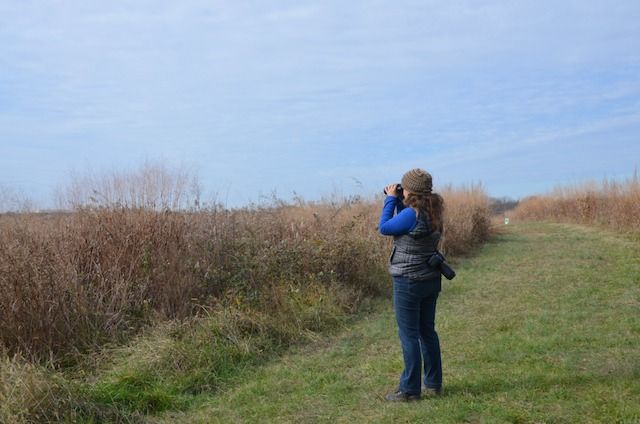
[149,222,640,423]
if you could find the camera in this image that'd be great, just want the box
[383,184,404,199]
[427,251,456,280]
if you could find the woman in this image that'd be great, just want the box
[379,168,444,402]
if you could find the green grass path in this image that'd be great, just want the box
[151,222,640,423]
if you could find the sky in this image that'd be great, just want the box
[1,0,640,208]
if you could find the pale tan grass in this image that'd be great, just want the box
[514,173,640,233]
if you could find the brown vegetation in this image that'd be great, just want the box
[440,183,492,255]
[1,167,492,365]
[513,173,640,233]
[0,202,382,362]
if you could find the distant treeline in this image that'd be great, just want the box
[489,197,520,215]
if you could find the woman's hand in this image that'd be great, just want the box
[385,183,399,197]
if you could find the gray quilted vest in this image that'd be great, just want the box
[388,210,441,281]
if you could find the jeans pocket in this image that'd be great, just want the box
[392,276,411,294]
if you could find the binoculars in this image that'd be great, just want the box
[428,251,456,280]
[383,184,404,199]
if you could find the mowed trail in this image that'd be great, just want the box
[150,222,640,424]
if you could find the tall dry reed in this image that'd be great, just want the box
[0,201,385,362]
[440,183,492,255]
[514,173,640,233]
[1,176,492,364]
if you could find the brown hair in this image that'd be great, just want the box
[404,192,444,233]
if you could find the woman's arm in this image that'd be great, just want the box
[379,196,417,235]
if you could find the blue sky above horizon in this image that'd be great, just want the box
[1,1,640,208]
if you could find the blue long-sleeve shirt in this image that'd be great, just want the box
[379,196,417,235]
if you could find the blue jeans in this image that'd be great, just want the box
[393,275,442,394]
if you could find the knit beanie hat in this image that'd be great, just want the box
[401,168,433,195]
